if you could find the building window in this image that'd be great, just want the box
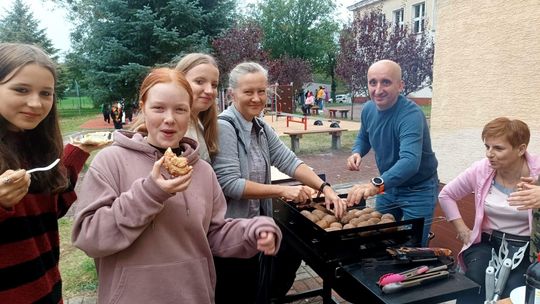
[379,13,386,25]
[393,8,404,30]
[413,2,425,33]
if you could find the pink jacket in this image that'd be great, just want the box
[438,152,540,270]
[72,131,282,304]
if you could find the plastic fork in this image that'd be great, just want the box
[27,158,60,174]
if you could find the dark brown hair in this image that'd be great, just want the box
[0,43,67,193]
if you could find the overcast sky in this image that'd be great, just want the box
[0,0,356,54]
[0,0,72,54]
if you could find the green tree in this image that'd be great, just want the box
[0,0,58,57]
[56,0,236,106]
[256,0,339,93]
[0,0,72,99]
[336,8,434,96]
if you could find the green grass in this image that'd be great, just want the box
[57,97,100,297]
[57,97,100,134]
[57,96,95,110]
[279,131,357,155]
[59,218,98,298]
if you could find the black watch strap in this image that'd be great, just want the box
[317,182,331,198]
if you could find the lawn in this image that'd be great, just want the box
[59,218,98,298]
[57,96,101,298]
[57,97,100,134]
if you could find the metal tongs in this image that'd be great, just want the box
[379,265,449,294]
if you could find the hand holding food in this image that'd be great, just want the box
[151,155,192,194]
[0,170,31,209]
[70,131,112,153]
[162,147,192,177]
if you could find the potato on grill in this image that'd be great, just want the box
[299,207,396,232]
[316,219,330,229]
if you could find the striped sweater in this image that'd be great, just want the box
[0,144,88,304]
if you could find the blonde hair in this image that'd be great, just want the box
[175,53,220,159]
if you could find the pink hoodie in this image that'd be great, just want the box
[72,131,282,304]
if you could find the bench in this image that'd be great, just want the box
[327,108,350,119]
[283,128,348,153]
[311,106,320,115]
[327,108,338,118]
[338,109,349,118]
[277,112,308,130]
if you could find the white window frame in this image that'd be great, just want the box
[412,2,426,33]
[393,8,404,30]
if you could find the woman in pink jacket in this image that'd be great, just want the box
[72,68,282,304]
[439,117,540,302]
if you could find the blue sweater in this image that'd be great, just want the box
[352,95,438,189]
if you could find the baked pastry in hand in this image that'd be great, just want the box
[162,147,192,177]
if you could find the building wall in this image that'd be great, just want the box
[350,0,436,32]
[431,0,540,183]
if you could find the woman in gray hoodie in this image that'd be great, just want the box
[212,62,347,303]
[72,68,282,304]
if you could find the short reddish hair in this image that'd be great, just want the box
[131,68,193,133]
[482,117,530,148]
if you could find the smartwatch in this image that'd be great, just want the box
[371,177,385,193]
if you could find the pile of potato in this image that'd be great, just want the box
[300,207,396,232]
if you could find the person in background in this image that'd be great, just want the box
[0,42,105,303]
[175,53,220,163]
[324,87,329,104]
[346,59,438,246]
[439,117,540,303]
[111,103,122,129]
[101,102,111,123]
[72,67,281,304]
[316,85,325,109]
[302,90,314,115]
[124,100,133,123]
[212,61,347,304]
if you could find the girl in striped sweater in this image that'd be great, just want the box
[0,43,104,303]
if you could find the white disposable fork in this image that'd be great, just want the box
[27,158,60,174]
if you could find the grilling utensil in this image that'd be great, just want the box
[379,265,450,293]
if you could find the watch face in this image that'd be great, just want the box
[372,177,384,186]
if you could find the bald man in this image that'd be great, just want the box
[346,59,438,246]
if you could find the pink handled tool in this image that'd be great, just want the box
[378,265,430,286]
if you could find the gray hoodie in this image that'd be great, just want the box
[72,130,281,304]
